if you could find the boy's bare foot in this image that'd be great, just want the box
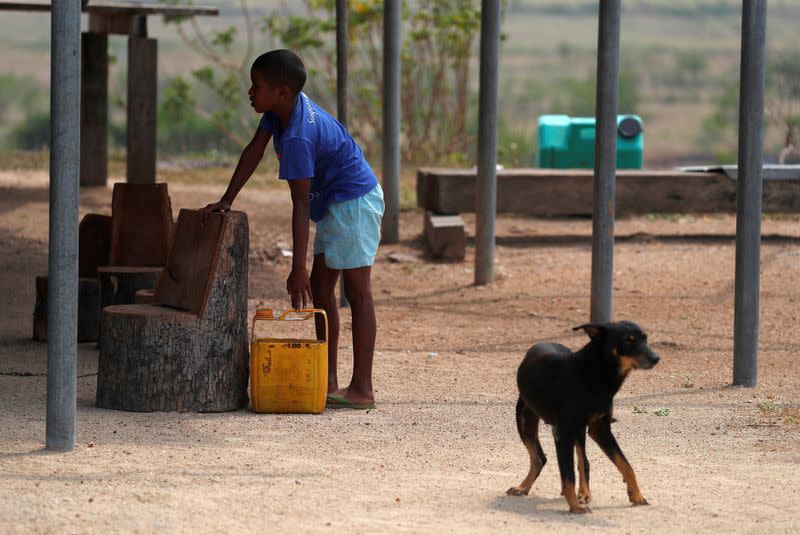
[328,386,374,406]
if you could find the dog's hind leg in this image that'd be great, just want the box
[506,398,547,496]
[576,433,591,504]
[553,424,590,513]
[588,416,648,506]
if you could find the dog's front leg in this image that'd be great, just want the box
[553,425,590,514]
[588,417,648,506]
[575,433,591,504]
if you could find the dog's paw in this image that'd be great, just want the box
[569,505,592,514]
[506,486,530,496]
[578,491,592,505]
[628,491,649,506]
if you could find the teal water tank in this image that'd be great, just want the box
[536,114,644,169]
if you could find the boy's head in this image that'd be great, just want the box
[249,49,307,114]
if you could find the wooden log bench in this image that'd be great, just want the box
[36,184,174,343]
[95,182,174,346]
[417,167,800,260]
[96,209,250,412]
[33,213,112,342]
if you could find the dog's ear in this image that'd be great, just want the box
[573,323,606,340]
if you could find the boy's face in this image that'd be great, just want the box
[249,70,290,114]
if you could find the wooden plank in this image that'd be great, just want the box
[85,2,218,16]
[80,32,108,187]
[126,36,157,184]
[417,168,800,215]
[109,183,173,266]
[88,13,147,36]
[156,209,226,316]
[0,1,51,11]
[0,1,218,16]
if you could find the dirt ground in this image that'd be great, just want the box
[1,170,800,534]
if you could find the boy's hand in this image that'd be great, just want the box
[199,200,231,222]
[286,267,313,310]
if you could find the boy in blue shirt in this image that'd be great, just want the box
[200,50,384,409]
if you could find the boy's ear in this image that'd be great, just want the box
[573,323,606,340]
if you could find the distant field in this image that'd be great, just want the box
[0,0,798,167]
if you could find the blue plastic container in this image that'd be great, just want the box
[536,114,644,169]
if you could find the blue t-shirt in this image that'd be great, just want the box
[259,92,378,222]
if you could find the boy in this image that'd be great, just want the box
[200,50,384,409]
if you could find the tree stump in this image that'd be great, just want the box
[424,211,466,261]
[134,289,156,304]
[96,266,162,348]
[32,213,112,342]
[96,210,249,412]
[98,266,162,309]
[33,276,101,342]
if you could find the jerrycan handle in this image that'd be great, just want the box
[251,308,328,342]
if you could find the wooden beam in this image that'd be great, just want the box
[0,1,218,17]
[85,2,218,17]
[127,36,157,184]
[80,32,108,187]
[417,168,800,215]
[88,13,147,36]
[0,1,51,11]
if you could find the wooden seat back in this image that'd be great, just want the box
[109,183,173,266]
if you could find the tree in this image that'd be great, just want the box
[161,0,484,163]
[766,51,800,163]
[551,70,640,116]
[702,50,800,163]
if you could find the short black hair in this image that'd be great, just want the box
[251,49,307,94]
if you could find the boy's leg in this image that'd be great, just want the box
[336,265,376,404]
[310,253,341,392]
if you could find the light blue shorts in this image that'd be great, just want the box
[313,184,385,270]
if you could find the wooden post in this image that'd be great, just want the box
[127,36,157,184]
[80,32,108,187]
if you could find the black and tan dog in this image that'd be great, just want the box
[506,321,659,513]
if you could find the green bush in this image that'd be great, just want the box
[497,120,536,168]
[158,111,238,155]
[9,110,50,150]
[551,70,640,116]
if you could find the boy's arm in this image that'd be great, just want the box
[286,178,313,310]
[200,128,271,216]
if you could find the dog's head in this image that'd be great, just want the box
[574,321,660,373]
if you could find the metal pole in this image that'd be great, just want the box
[590,0,621,323]
[474,0,501,285]
[337,0,350,308]
[336,0,349,129]
[381,0,401,244]
[47,0,81,452]
[733,0,767,387]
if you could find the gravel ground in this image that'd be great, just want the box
[1,171,799,534]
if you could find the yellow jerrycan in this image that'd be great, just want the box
[249,308,328,414]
